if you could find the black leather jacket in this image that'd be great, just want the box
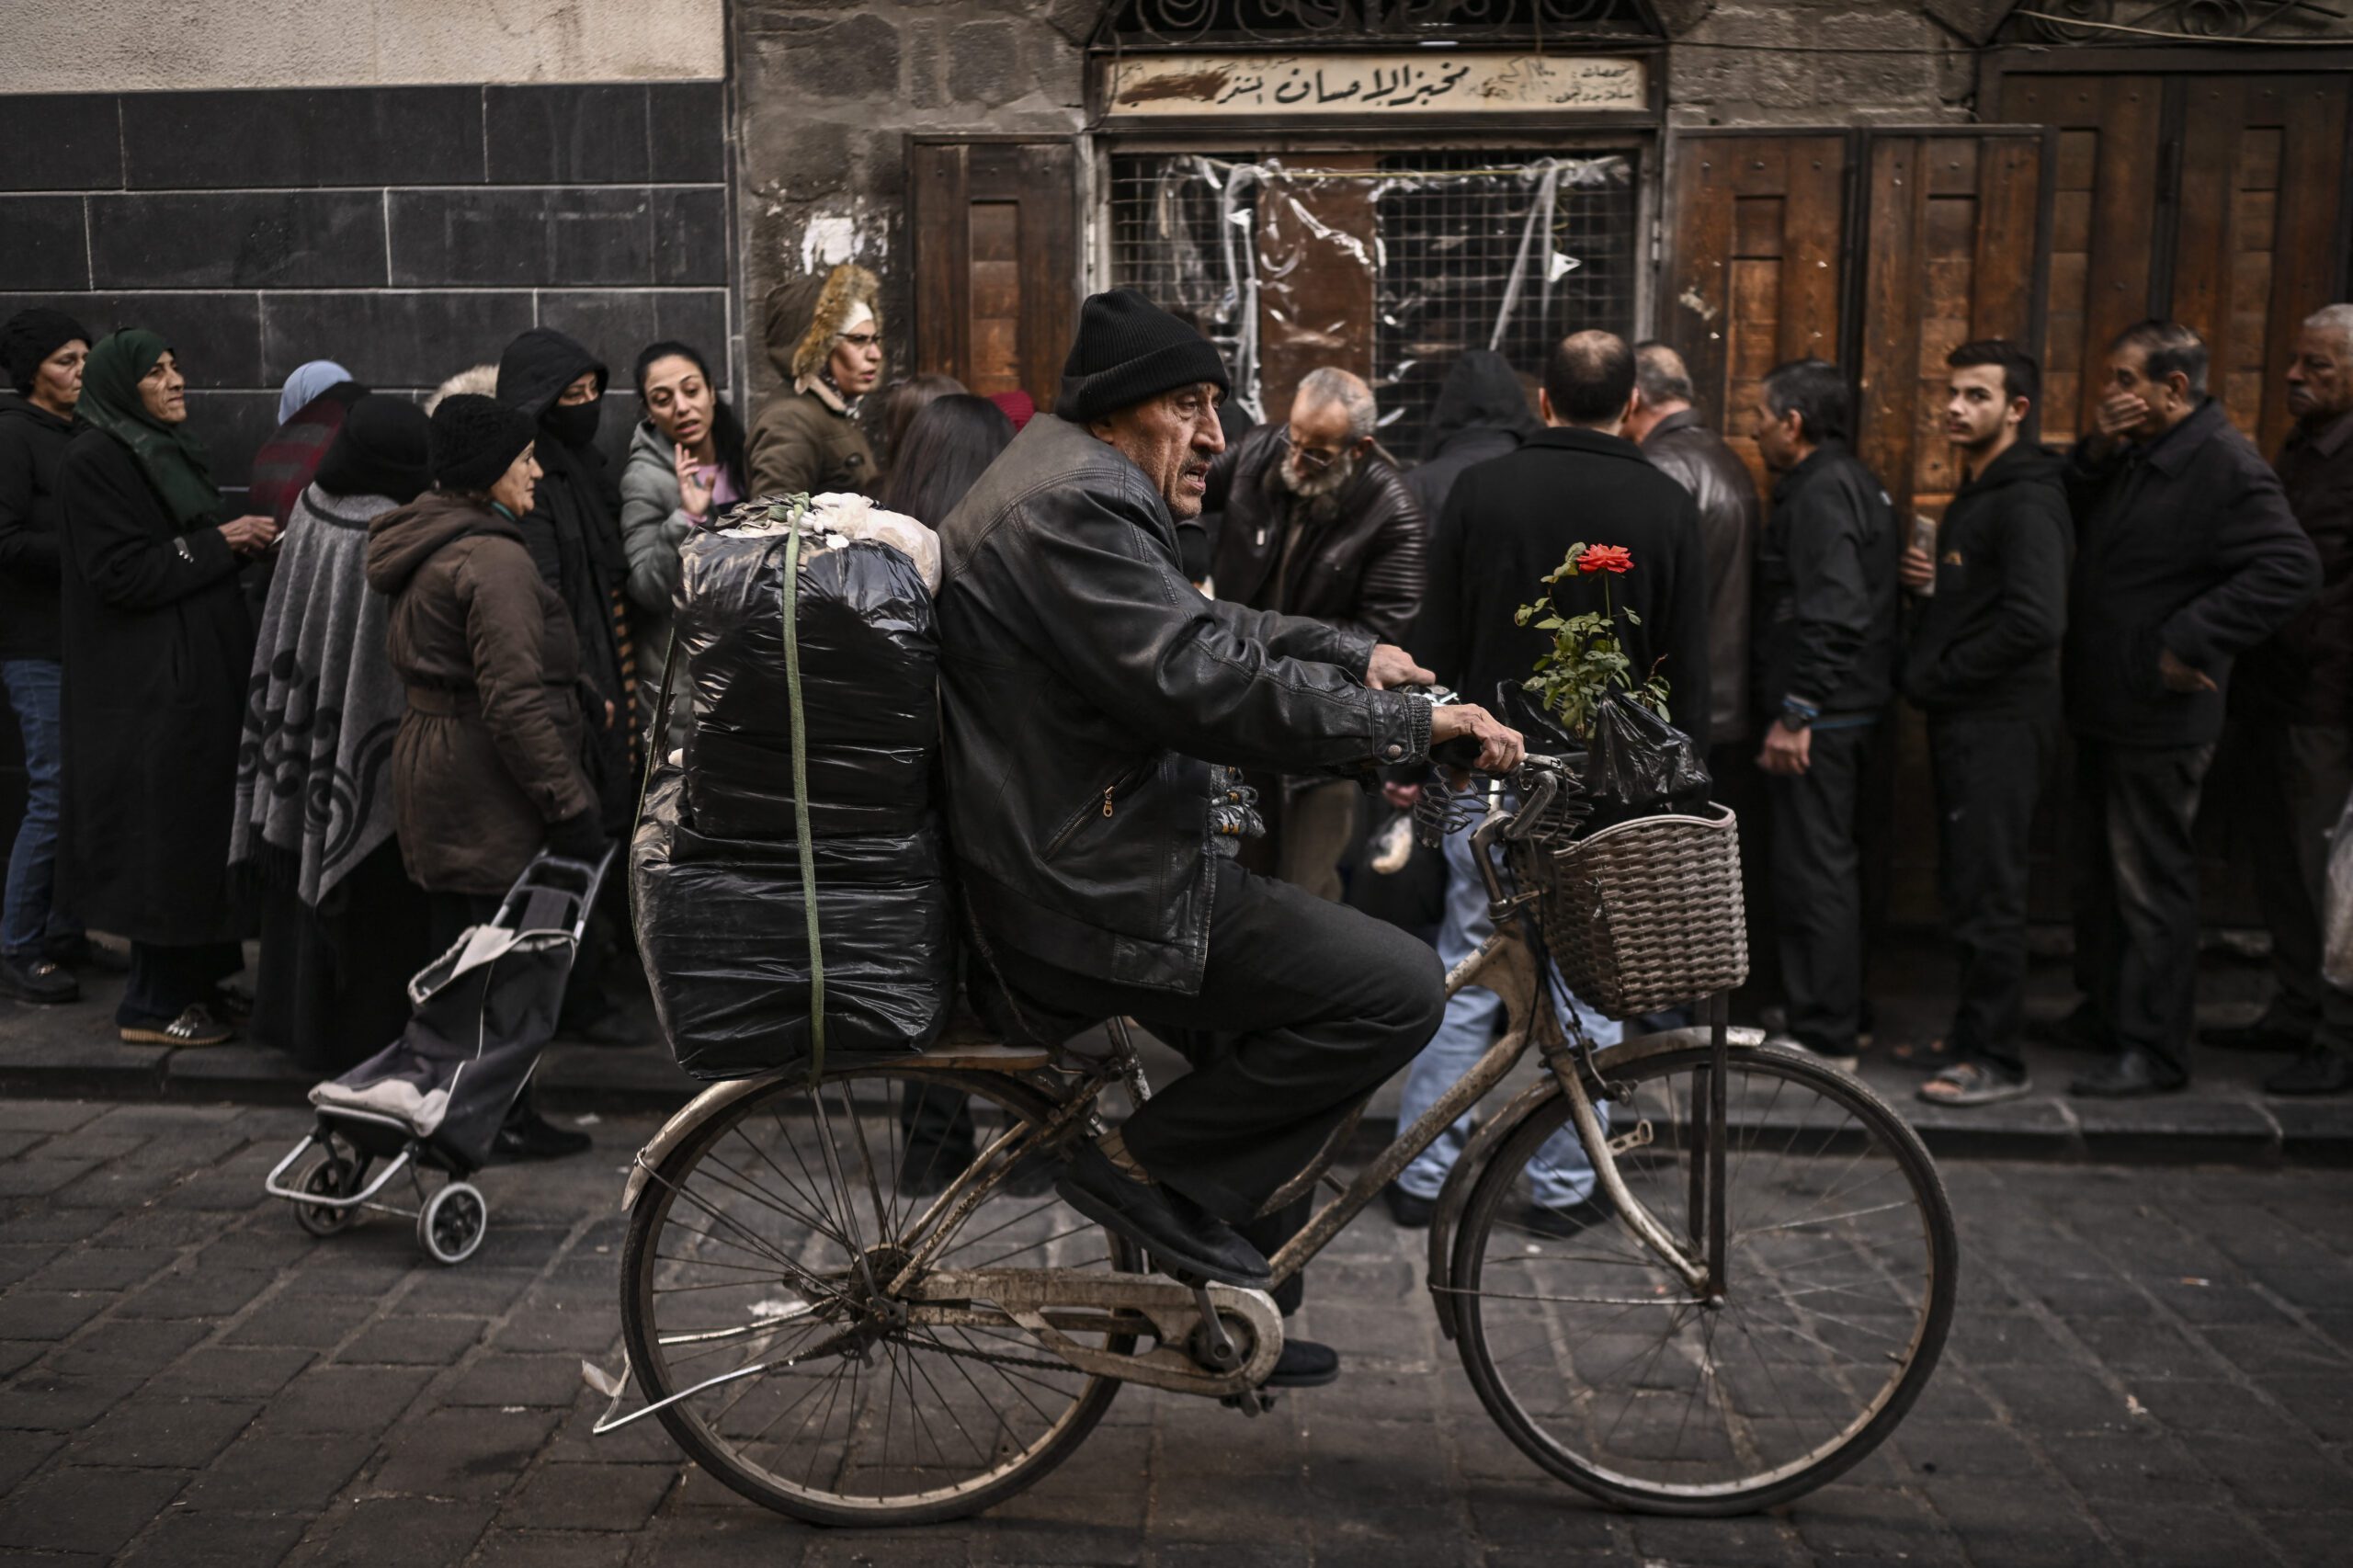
[935,415,1431,994]
[1641,410,1758,743]
[1203,423,1427,642]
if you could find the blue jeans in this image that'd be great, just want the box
[1394,797,1617,1206]
[2,659,78,962]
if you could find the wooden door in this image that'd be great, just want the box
[2168,74,2351,455]
[909,139,1080,414]
[1662,131,1852,499]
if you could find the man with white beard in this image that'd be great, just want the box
[1203,368,1429,900]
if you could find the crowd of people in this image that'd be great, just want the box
[0,267,2348,1185]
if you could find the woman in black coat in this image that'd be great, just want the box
[56,330,280,1045]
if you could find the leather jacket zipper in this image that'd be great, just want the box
[1044,764,1145,858]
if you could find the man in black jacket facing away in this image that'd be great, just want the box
[2203,305,2353,1096]
[2056,320,2319,1097]
[936,290,1521,1383]
[1420,330,1711,746]
[1904,343,2072,1106]
[1750,358,1899,1070]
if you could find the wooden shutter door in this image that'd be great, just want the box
[1995,75,2167,447]
[1663,132,1852,498]
[909,139,1080,414]
[1854,128,2049,525]
[2168,75,2351,456]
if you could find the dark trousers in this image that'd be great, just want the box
[1766,722,1874,1055]
[992,857,1445,1229]
[2071,738,2214,1074]
[2237,720,2353,1057]
[1929,713,2052,1077]
[119,941,244,1028]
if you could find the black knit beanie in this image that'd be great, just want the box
[1057,290,1230,424]
[316,393,434,506]
[1,308,93,395]
[428,393,537,494]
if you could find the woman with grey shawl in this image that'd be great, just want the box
[229,396,437,1073]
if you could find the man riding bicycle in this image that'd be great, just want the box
[933,290,1523,1382]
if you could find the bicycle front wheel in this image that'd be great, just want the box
[1449,1040,1955,1515]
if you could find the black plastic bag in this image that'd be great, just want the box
[1581,693,1711,832]
[678,531,937,840]
[633,772,952,1080]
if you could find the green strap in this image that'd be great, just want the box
[780,518,827,1084]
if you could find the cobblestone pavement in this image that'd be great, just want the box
[2,1096,2350,1566]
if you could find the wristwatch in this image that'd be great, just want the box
[1779,699,1818,733]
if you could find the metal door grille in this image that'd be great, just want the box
[1105,148,1637,454]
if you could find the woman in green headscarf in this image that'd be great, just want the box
[56,330,279,1046]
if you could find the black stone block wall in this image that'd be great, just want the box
[0,80,732,491]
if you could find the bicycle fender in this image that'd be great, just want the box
[1425,1075,1563,1342]
[621,1075,776,1210]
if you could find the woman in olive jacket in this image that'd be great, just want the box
[364,394,605,934]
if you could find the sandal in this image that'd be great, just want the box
[1917,1061,2030,1107]
[119,1004,235,1048]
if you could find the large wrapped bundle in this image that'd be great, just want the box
[677,504,938,839]
[634,494,953,1080]
[634,773,951,1078]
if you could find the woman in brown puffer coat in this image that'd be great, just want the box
[364,393,607,1159]
[365,394,605,936]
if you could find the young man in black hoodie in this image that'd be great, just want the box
[1903,343,2071,1106]
[2055,321,2319,1097]
[1749,358,1900,1071]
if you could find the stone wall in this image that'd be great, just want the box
[1664,1,1975,125]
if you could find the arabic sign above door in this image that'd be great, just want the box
[1102,52,1649,118]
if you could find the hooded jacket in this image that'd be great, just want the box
[366,491,595,897]
[1406,350,1538,520]
[1903,441,2072,721]
[1202,423,1427,644]
[936,413,1430,994]
[0,394,74,660]
[495,328,634,825]
[747,266,881,500]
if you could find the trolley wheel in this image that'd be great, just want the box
[417,1181,488,1265]
[293,1153,360,1238]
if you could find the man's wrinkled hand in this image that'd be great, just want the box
[1899,544,1935,593]
[1758,719,1812,777]
[1366,643,1434,691]
[2158,646,2218,694]
[1430,703,1523,774]
[218,514,278,555]
[2094,389,2149,444]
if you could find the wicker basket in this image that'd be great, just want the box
[1511,803,1748,1019]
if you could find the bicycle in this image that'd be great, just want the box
[596,756,1957,1526]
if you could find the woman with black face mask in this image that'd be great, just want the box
[493,329,637,1046]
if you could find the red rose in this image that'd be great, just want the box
[1578,544,1633,575]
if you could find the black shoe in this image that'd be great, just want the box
[494,1106,592,1161]
[2264,1047,2353,1096]
[1520,1195,1611,1241]
[1053,1142,1270,1288]
[0,954,78,1004]
[1265,1337,1339,1389]
[210,983,255,1025]
[2203,1019,2310,1055]
[2027,1005,2110,1054]
[2068,1049,2188,1099]
[44,935,127,975]
[1382,1182,1437,1229]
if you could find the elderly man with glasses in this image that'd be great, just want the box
[1203,367,1430,900]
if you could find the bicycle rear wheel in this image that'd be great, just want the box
[620,1065,1138,1527]
[1449,1040,1955,1515]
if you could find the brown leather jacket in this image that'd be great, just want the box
[1642,409,1759,744]
[366,492,596,896]
[1203,424,1427,643]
